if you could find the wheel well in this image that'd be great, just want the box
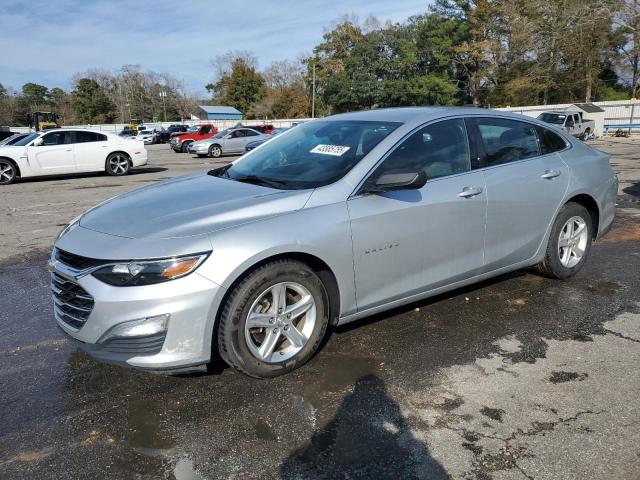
[567,194,600,237]
[0,157,20,177]
[218,252,341,327]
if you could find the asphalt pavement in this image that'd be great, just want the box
[0,141,639,479]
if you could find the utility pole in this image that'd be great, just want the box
[159,90,167,122]
[312,63,316,119]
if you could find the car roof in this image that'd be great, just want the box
[321,106,558,128]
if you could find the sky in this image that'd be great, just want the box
[0,0,428,96]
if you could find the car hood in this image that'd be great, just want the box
[79,171,313,239]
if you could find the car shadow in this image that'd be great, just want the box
[280,374,449,479]
[332,269,529,335]
[14,167,168,183]
[623,181,640,199]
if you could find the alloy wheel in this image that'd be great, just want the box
[244,282,316,363]
[108,155,129,175]
[558,216,588,268]
[0,160,15,184]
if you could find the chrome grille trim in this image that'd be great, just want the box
[50,272,94,330]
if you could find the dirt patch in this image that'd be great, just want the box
[480,406,506,422]
[598,223,640,243]
[549,371,589,383]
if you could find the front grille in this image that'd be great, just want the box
[51,273,94,330]
[55,249,108,270]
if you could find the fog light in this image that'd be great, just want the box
[99,314,170,342]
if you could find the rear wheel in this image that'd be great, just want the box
[218,260,330,378]
[0,158,17,185]
[209,144,222,158]
[105,153,131,176]
[536,202,593,279]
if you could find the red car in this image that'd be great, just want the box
[170,124,218,153]
[248,124,275,135]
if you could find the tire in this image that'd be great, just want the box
[181,141,192,153]
[218,260,330,378]
[209,144,222,158]
[105,152,131,176]
[536,202,593,279]
[0,158,18,185]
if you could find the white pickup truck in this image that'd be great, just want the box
[537,111,595,139]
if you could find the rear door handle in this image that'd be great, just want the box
[541,170,561,179]
[458,186,483,198]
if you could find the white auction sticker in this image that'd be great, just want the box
[310,144,351,156]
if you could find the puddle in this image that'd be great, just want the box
[173,458,206,480]
[587,281,622,295]
[302,356,381,409]
[127,400,175,450]
[255,419,277,441]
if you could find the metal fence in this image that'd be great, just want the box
[11,118,313,134]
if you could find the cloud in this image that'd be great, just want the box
[0,0,428,94]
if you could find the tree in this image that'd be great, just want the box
[72,78,116,124]
[614,0,640,97]
[208,55,265,118]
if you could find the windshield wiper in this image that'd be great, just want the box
[232,174,287,189]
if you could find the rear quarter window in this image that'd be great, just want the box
[536,126,568,154]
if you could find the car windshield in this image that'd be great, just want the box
[537,113,566,125]
[13,132,40,146]
[188,126,198,132]
[139,130,152,135]
[212,120,401,190]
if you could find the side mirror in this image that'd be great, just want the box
[364,170,427,194]
[32,137,44,147]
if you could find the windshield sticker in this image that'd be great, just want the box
[310,144,351,156]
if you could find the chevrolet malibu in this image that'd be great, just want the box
[0,129,147,184]
[49,108,617,378]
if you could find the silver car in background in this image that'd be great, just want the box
[49,108,617,378]
[188,127,271,158]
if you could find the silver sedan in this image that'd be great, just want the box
[50,107,617,377]
[188,128,271,157]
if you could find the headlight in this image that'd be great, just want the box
[92,253,209,286]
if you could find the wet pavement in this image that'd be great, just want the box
[1,141,639,479]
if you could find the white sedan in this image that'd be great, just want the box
[0,129,147,185]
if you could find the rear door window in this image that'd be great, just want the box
[474,117,540,166]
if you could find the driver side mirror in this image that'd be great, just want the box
[362,170,427,194]
[32,137,44,147]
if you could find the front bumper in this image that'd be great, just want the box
[188,143,210,155]
[49,253,226,371]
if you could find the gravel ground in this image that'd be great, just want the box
[0,139,639,480]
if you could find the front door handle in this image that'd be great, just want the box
[458,186,483,198]
[541,170,561,179]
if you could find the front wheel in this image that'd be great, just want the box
[181,141,192,153]
[105,153,131,176]
[0,159,17,185]
[209,144,222,158]
[536,202,593,279]
[218,260,330,378]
